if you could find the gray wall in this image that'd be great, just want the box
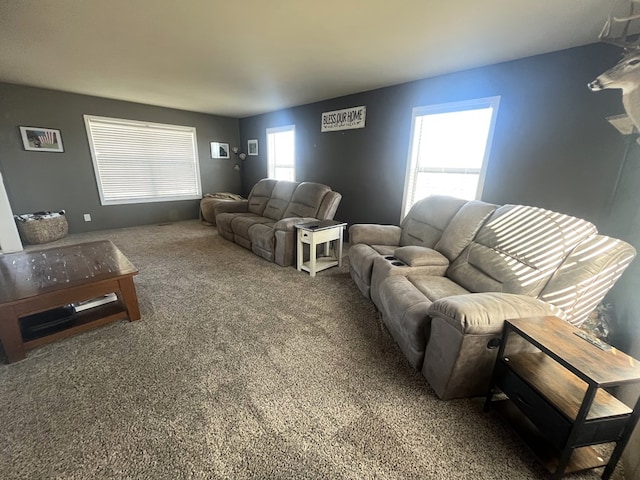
[239,43,626,227]
[0,83,241,233]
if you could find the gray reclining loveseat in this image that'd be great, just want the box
[349,196,636,399]
[215,179,342,266]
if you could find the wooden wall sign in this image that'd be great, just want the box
[321,106,366,132]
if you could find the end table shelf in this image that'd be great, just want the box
[485,316,640,479]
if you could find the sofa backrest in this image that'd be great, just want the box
[399,196,467,248]
[283,182,331,218]
[434,200,497,261]
[316,191,342,220]
[247,179,279,216]
[538,234,636,326]
[262,181,299,220]
[446,205,597,296]
[247,179,341,221]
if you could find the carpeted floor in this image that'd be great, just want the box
[0,220,626,479]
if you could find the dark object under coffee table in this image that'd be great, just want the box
[0,240,141,363]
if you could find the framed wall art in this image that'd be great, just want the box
[248,139,258,156]
[19,126,64,152]
[210,142,230,159]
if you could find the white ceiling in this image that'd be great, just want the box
[0,0,630,118]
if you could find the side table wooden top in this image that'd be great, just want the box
[0,240,138,305]
[507,316,640,387]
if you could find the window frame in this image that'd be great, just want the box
[84,115,202,206]
[266,124,296,181]
[401,96,500,219]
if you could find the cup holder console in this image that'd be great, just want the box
[383,255,405,267]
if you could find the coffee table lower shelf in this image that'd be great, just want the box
[493,400,609,475]
[22,301,129,350]
[299,256,340,275]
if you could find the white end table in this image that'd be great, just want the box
[295,220,347,277]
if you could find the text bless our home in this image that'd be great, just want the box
[321,106,366,132]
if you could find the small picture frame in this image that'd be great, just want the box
[210,142,230,159]
[19,126,64,152]
[248,139,258,156]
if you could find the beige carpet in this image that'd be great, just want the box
[0,220,626,479]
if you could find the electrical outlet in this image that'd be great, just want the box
[83,214,91,222]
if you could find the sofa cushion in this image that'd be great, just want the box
[447,205,597,296]
[369,256,450,308]
[399,196,467,248]
[435,200,497,261]
[216,212,253,239]
[372,245,397,256]
[394,246,449,267]
[230,215,274,242]
[247,179,278,215]
[262,181,299,220]
[283,182,330,218]
[349,224,401,246]
[408,275,470,302]
[538,235,636,326]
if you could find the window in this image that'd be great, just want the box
[401,97,500,218]
[84,115,201,205]
[266,125,295,181]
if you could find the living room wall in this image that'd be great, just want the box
[239,42,640,473]
[238,43,627,227]
[0,83,241,234]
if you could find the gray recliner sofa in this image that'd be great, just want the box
[349,195,636,400]
[215,179,342,266]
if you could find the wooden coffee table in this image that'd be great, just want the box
[0,240,141,363]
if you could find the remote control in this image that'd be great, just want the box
[574,331,612,351]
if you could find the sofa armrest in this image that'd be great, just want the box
[349,224,401,246]
[394,246,449,267]
[214,200,249,215]
[317,191,342,220]
[427,292,567,335]
[273,217,319,232]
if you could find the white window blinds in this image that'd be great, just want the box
[401,97,500,219]
[84,115,201,205]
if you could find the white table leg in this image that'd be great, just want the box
[309,236,317,277]
[337,226,344,267]
[297,229,303,271]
